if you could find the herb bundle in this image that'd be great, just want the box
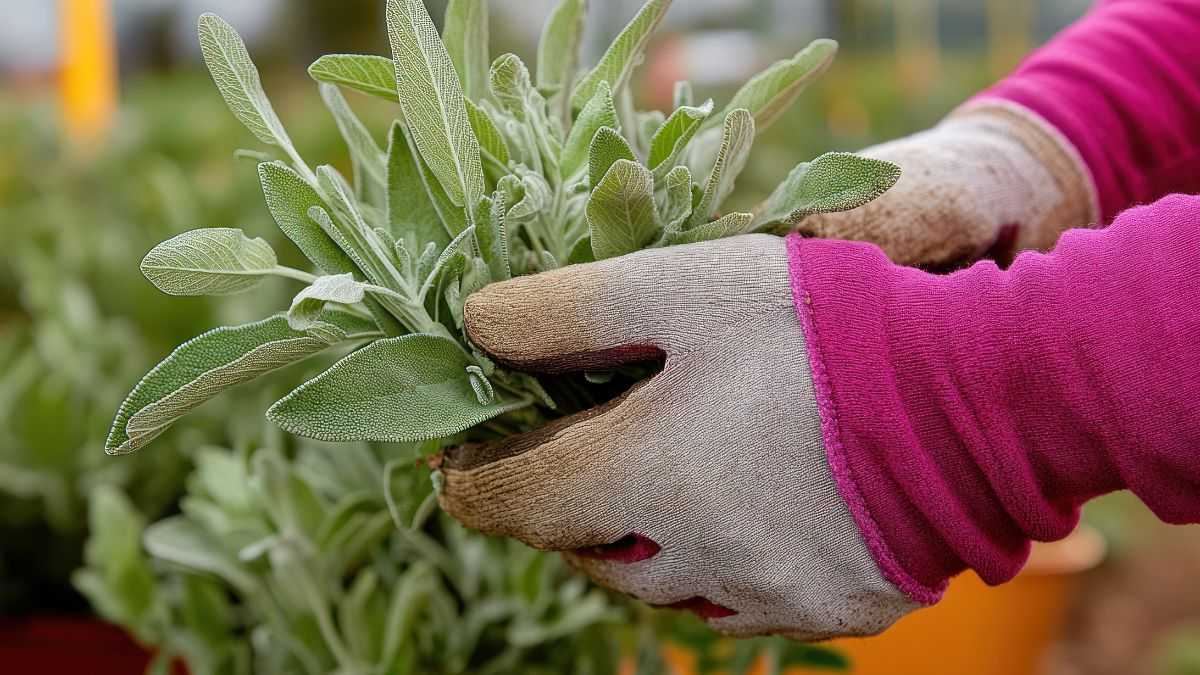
[104,0,899,458]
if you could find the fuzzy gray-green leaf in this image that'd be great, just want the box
[465,99,510,169]
[140,228,277,297]
[691,109,755,227]
[660,165,694,235]
[588,159,660,260]
[386,0,484,209]
[649,99,713,177]
[709,39,838,134]
[386,122,449,249]
[443,0,490,101]
[571,0,672,110]
[259,162,355,276]
[537,0,587,92]
[288,275,367,330]
[587,127,636,191]
[319,83,387,196]
[197,13,293,150]
[757,152,902,225]
[144,517,257,594]
[308,54,398,101]
[562,81,616,180]
[106,313,372,455]
[267,335,530,443]
[668,212,752,246]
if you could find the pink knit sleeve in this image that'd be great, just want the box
[975,0,1200,221]
[788,194,1200,600]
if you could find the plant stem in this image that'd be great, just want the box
[271,266,319,284]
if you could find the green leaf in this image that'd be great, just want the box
[588,159,661,260]
[197,13,294,150]
[571,0,673,110]
[667,212,752,246]
[490,54,547,129]
[267,334,531,443]
[287,274,368,330]
[587,126,636,190]
[443,0,491,102]
[648,100,713,177]
[308,54,398,101]
[319,83,386,197]
[386,0,485,210]
[691,109,755,227]
[465,99,510,168]
[660,165,694,235]
[567,236,596,265]
[398,122,471,237]
[756,152,902,226]
[537,0,587,92]
[562,81,616,180]
[140,228,277,297]
[144,517,257,594]
[478,193,511,281]
[708,39,838,134]
[386,122,449,249]
[259,162,356,276]
[105,313,371,455]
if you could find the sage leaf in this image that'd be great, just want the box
[197,13,294,151]
[667,212,752,246]
[465,99,510,168]
[443,0,490,102]
[259,162,357,277]
[386,0,485,209]
[288,275,368,331]
[708,39,838,134]
[571,0,673,110]
[756,152,902,226]
[691,109,755,227]
[140,228,277,297]
[478,193,512,281]
[537,0,587,92]
[319,83,387,197]
[587,159,660,260]
[648,99,713,177]
[489,53,537,122]
[308,54,398,101]
[105,312,371,455]
[267,335,531,443]
[397,122,471,237]
[144,517,257,594]
[659,165,693,235]
[386,122,448,249]
[587,127,635,191]
[561,81,616,180]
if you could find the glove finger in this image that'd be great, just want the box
[438,381,658,552]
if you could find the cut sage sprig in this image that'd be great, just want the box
[106,0,900,455]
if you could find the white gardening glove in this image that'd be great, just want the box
[437,235,917,641]
[800,103,1098,269]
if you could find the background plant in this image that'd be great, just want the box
[84,0,900,672]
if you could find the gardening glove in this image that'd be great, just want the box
[800,103,1098,269]
[438,235,918,641]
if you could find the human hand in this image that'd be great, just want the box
[437,235,917,640]
[796,104,1096,269]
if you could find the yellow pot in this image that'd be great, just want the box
[793,526,1106,675]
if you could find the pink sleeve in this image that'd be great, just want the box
[787,194,1200,603]
[976,0,1200,222]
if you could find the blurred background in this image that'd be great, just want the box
[4,1,1200,674]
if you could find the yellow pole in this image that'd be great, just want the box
[60,0,118,147]
[987,0,1033,79]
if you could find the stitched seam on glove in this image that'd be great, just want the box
[786,234,946,606]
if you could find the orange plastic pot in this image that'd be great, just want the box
[650,526,1104,675]
[793,526,1106,675]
